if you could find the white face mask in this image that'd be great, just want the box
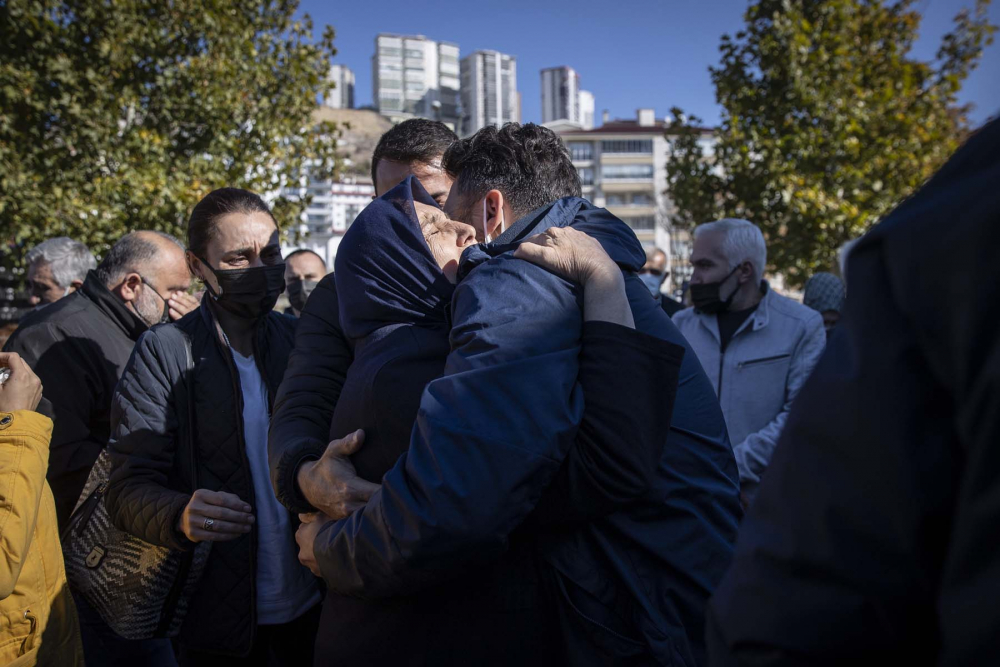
[482,198,505,243]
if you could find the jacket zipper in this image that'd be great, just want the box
[21,609,37,655]
[737,353,791,369]
[717,350,725,403]
[77,482,108,529]
[212,316,259,648]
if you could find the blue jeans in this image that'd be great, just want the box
[75,593,177,667]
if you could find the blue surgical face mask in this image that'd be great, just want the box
[640,273,663,297]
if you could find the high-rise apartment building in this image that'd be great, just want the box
[540,66,580,125]
[578,90,595,130]
[325,64,355,109]
[555,109,717,293]
[372,34,460,130]
[459,50,519,137]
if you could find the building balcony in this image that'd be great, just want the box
[605,205,656,217]
[599,180,655,191]
[600,154,655,166]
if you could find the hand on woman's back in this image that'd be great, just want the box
[514,226,618,285]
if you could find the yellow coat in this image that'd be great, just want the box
[0,411,84,666]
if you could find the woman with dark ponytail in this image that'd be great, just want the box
[105,188,321,664]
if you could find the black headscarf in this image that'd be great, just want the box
[334,176,456,340]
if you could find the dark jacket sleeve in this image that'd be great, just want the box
[4,323,106,524]
[105,328,192,551]
[269,274,353,514]
[707,121,1000,665]
[313,258,586,598]
[527,321,684,527]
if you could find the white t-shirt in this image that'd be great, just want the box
[232,350,319,625]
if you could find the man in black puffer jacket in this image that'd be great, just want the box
[105,188,321,664]
[105,299,305,657]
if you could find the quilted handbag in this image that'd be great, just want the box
[62,360,211,640]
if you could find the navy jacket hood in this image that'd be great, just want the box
[334,176,455,340]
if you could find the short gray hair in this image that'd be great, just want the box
[694,218,767,284]
[25,237,97,289]
[95,231,185,287]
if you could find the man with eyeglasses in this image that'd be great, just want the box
[640,247,684,316]
[4,231,196,529]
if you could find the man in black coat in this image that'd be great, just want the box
[706,119,1000,665]
[4,231,195,527]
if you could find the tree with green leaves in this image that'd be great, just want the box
[666,0,996,284]
[0,0,340,258]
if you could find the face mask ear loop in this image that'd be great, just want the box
[482,198,491,243]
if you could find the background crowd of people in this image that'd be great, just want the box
[0,115,995,667]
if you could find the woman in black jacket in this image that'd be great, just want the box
[105,188,320,665]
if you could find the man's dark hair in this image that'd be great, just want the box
[442,123,581,221]
[285,248,326,268]
[371,119,458,189]
[95,231,184,286]
[188,187,274,258]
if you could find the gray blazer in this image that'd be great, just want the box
[673,284,826,501]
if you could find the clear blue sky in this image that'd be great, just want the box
[299,0,999,127]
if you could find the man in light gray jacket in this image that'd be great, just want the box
[673,219,825,506]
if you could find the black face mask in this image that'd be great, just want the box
[691,266,739,315]
[286,278,319,313]
[201,261,286,320]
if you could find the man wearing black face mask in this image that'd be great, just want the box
[674,219,825,507]
[283,249,327,317]
[105,189,322,665]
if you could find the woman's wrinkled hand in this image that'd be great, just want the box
[514,226,618,285]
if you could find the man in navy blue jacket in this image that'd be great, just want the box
[304,124,742,666]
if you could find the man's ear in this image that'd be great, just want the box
[484,189,506,239]
[736,261,755,285]
[116,272,142,304]
[68,279,84,293]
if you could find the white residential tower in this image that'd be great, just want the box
[372,34,461,130]
[325,65,355,109]
[459,50,519,137]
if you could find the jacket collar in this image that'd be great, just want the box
[79,270,148,341]
[747,281,773,332]
[456,197,646,281]
[694,281,774,342]
[197,295,273,359]
[456,203,555,282]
